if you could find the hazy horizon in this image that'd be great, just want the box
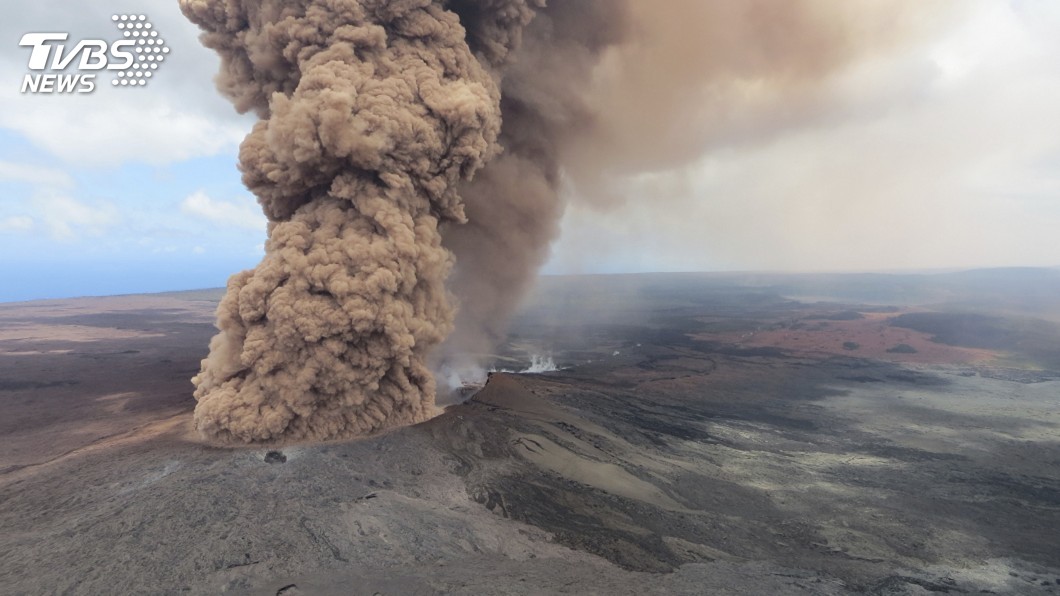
[3,263,1058,304]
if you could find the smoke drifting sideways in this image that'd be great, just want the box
[436,0,961,389]
[182,0,960,443]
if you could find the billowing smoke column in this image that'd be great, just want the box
[183,0,955,442]
[435,0,625,381]
[180,0,529,442]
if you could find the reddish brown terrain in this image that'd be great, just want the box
[700,309,997,365]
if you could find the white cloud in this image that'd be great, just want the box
[0,157,117,241]
[0,216,34,232]
[0,105,249,167]
[1,1,252,167]
[33,196,117,241]
[0,161,73,189]
[180,191,266,231]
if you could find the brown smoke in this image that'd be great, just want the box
[180,0,526,442]
[184,0,959,442]
[436,0,626,375]
[437,0,958,378]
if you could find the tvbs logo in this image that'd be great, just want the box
[19,14,169,94]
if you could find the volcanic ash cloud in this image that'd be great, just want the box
[183,0,956,443]
[180,0,533,442]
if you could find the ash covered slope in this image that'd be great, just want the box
[3,279,1060,594]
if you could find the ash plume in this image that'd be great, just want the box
[437,0,958,381]
[183,0,956,442]
[181,0,522,442]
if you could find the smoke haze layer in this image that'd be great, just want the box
[184,0,960,442]
[436,0,958,380]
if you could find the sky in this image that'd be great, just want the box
[1,1,1058,301]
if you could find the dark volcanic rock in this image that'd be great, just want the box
[2,279,1060,594]
[264,451,287,464]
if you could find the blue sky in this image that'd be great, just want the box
[0,129,264,301]
[1,3,261,301]
[1,1,1058,301]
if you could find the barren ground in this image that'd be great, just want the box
[1,273,1059,595]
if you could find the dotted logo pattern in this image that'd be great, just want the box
[110,14,169,88]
